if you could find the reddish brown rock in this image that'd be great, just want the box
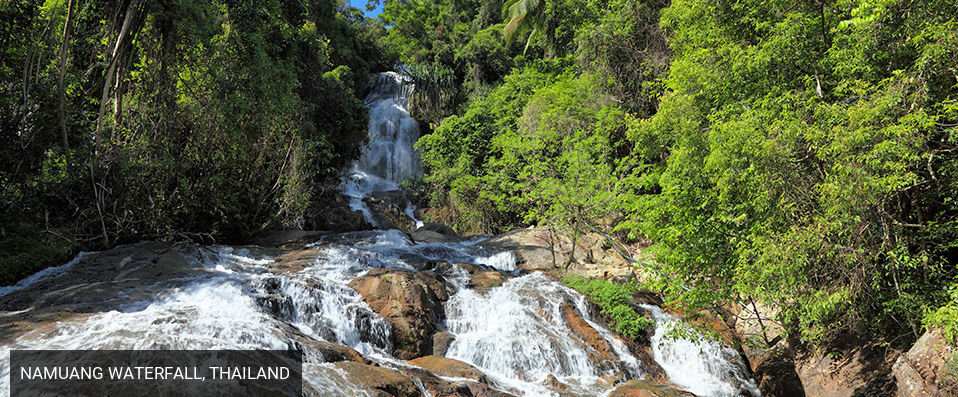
[451,262,510,292]
[398,366,515,397]
[348,268,448,359]
[607,379,696,397]
[331,362,420,397]
[407,355,490,384]
[560,302,617,369]
[311,340,369,364]
[273,249,321,272]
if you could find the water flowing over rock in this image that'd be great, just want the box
[407,355,491,384]
[443,272,650,395]
[349,268,449,359]
[641,305,761,397]
[607,379,698,397]
[0,71,763,397]
[340,72,424,230]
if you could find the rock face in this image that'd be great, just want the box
[893,328,958,396]
[560,303,619,371]
[726,299,900,397]
[329,362,421,397]
[411,222,462,243]
[364,190,419,233]
[480,227,637,282]
[348,268,449,359]
[607,379,697,397]
[304,191,372,232]
[407,355,490,384]
[447,262,510,292]
[433,332,456,356]
[794,340,898,396]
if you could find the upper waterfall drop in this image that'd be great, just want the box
[357,72,422,183]
[340,72,424,228]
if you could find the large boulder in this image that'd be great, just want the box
[363,190,419,233]
[348,269,449,359]
[304,191,372,232]
[893,328,957,396]
[480,227,638,279]
[559,303,619,371]
[411,222,461,244]
[329,362,420,397]
[447,262,510,292]
[407,355,490,384]
[607,379,696,397]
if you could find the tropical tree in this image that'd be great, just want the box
[502,0,551,55]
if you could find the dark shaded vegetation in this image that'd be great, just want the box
[1,0,392,284]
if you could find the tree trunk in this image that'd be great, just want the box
[94,0,138,154]
[58,0,75,173]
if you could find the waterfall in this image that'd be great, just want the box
[0,70,761,396]
[641,305,761,397]
[444,273,643,395]
[340,72,424,229]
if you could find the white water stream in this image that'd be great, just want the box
[340,72,424,229]
[0,72,760,396]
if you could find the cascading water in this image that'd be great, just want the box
[641,305,761,396]
[444,273,643,395]
[340,72,424,229]
[0,70,761,396]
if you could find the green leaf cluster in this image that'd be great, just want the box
[562,276,654,340]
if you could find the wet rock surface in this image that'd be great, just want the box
[327,362,421,396]
[450,262,511,292]
[560,303,620,372]
[607,379,698,397]
[0,227,761,396]
[348,268,449,359]
[304,191,373,232]
[412,222,463,243]
[408,355,491,384]
[364,190,419,233]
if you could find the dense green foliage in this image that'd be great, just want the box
[3,0,956,350]
[395,0,958,347]
[562,276,654,340]
[631,0,958,343]
[1,0,390,282]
